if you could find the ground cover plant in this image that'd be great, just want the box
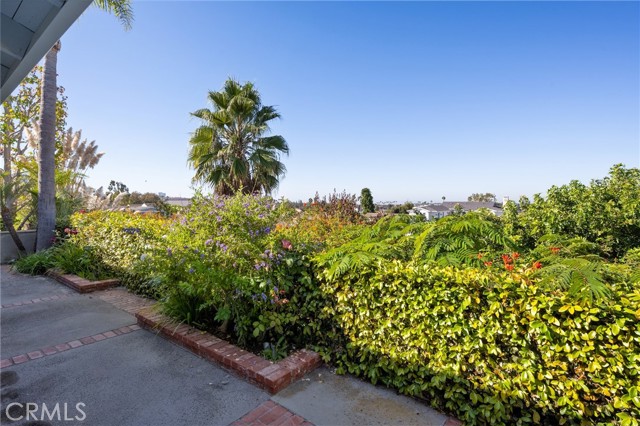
[12,165,640,425]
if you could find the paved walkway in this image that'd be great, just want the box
[0,266,458,426]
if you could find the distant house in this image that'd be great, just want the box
[412,201,503,220]
[120,203,158,214]
[413,204,452,220]
[166,197,191,208]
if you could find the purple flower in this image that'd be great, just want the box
[205,239,213,246]
[188,268,195,274]
[216,215,222,222]
[166,248,173,256]
[261,293,267,302]
[200,253,205,259]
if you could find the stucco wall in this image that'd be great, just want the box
[1,230,37,263]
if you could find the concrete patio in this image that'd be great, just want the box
[0,265,459,426]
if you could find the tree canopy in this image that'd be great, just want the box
[188,78,289,196]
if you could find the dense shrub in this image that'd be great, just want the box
[503,164,640,258]
[13,240,112,280]
[70,210,169,296]
[315,260,640,425]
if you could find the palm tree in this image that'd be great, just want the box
[35,41,60,250]
[188,79,289,196]
[35,0,133,250]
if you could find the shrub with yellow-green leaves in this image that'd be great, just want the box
[317,261,640,425]
[69,210,170,296]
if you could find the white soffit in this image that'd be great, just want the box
[1,0,92,102]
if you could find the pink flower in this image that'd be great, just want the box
[281,239,292,250]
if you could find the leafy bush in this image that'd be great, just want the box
[12,241,112,280]
[49,242,113,281]
[13,249,56,275]
[70,210,169,295]
[316,260,640,425]
[503,164,640,259]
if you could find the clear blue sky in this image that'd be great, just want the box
[54,0,639,203]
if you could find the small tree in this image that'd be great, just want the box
[468,193,496,202]
[360,188,374,213]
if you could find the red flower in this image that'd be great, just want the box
[505,264,514,272]
[550,247,560,254]
[477,253,483,259]
[501,254,512,264]
[79,209,86,214]
[533,261,542,269]
[281,239,292,250]
[484,261,493,267]
[64,228,71,234]
[512,252,520,260]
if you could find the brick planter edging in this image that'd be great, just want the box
[135,306,322,394]
[46,269,120,293]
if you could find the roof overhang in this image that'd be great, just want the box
[1,0,92,103]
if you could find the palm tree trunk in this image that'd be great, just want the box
[36,41,60,251]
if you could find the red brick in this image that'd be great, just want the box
[277,359,301,373]
[238,404,271,423]
[264,368,293,393]
[42,346,58,355]
[444,419,463,426]
[235,353,257,372]
[262,401,278,410]
[1,359,14,368]
[129,324,140,331]
[258,404,288,424]
[12,354,29,364]
[257,363,280,378]
[103,331,117,338]
[290,415,307,426]
[55,343,71,352]
[68,340,83,348]
[272,412,294,426]
[118,326,132,334]
[246,359,273,379]
[91,334,106,342]
[27,350,44,360]
[80,336,96,345]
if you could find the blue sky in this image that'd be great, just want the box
[54,1,639,203]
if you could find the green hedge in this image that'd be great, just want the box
[317,261,640,425]
[70,210,170,296]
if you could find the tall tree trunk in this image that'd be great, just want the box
[36,41,60,251]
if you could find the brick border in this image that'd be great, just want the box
[231,400,313,426]
[0,324,140,369]
[46,269,120,293]
[136,307,322,394]
[1,294,73,309]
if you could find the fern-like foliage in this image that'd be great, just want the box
[531,235,613,302]
[315,215,426,281]
[412,212,517,266]
[532,258,610,303]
